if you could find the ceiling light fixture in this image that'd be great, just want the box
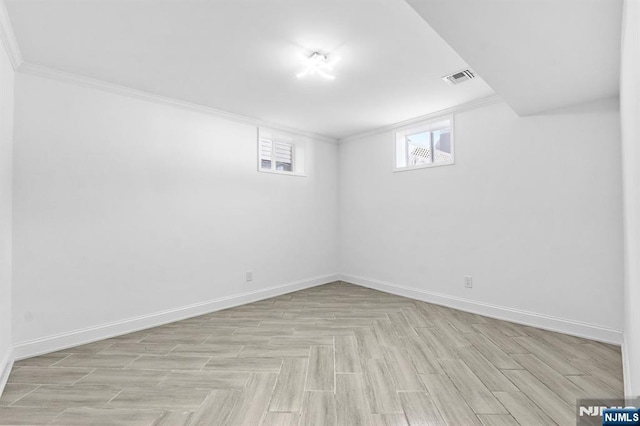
[296,52,338,80]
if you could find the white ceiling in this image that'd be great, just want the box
[406,0,623,116]
[5,0,496,139]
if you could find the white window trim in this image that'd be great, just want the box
[392,114,455,173]
[258,167,307,177]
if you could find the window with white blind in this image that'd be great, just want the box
[258,128,306,176]
[260,139,293,172]
[394,117,454,171]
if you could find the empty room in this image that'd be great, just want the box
[0,0,639,425]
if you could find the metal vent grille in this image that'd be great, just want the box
[442,68,476,85]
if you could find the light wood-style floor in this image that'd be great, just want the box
[0,282,624,425]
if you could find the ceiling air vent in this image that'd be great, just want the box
[442,69,476,85]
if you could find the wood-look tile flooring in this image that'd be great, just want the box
[0,282,624,425]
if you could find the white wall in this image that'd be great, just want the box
[620,0,640,398]
[12,73,339,348]
[0,22,14,380]
[339,99,624,341]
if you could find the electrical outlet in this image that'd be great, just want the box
[246,271,253,282]
[464,275,473,288]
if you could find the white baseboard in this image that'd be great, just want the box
[13,274,339,361]
[9,272,623,364]
[341,274,623,345]
[0,347,14,399]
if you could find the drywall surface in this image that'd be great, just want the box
[12,72,339,344]
[620,0,640,398]
[0,23,14,375]
[339,99,623,336]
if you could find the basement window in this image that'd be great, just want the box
[258,128,306,176]
[394,117,454,171]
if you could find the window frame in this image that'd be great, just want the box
[259,138,295,173]
[257,129,307,177]
[393,115,455,173]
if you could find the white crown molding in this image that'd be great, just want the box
[17,62,339,145]
[341,274,624,345]
[339,94,503,143]
[12,273,340,361]
[0,0,22,69]
[17,62,502,146]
